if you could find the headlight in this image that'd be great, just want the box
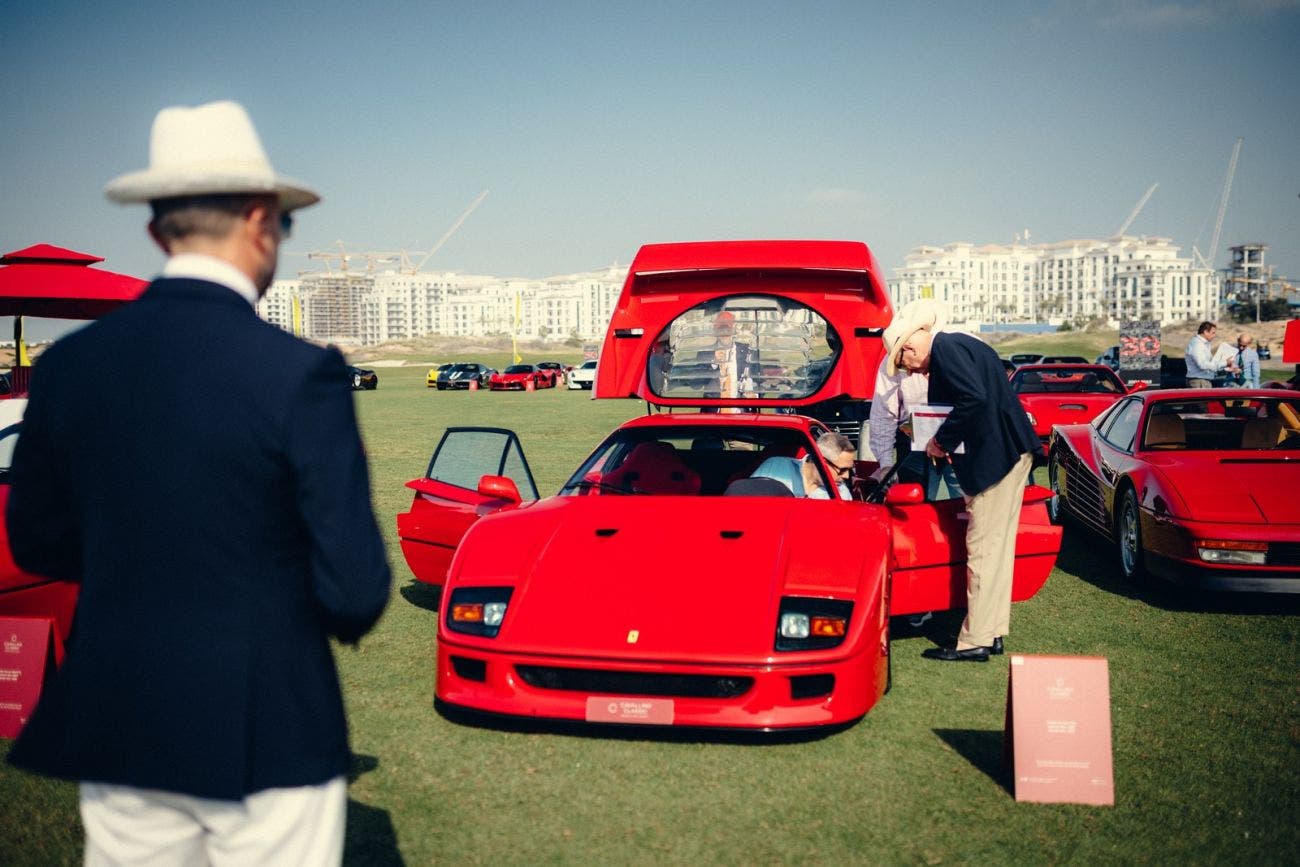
[775,597,852,652]
[1197,540,1267,565]
[447,587,513,637]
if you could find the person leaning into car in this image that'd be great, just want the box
[885,306,1040,662]
[5,101,391,865]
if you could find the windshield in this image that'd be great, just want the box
[1143,396,1300,451]
[1012,366,1124,394]
[580,360,597,370]
[559,424,836,497]
[450,364,478,373]
[505,365,533,374]
[646,295,840,403]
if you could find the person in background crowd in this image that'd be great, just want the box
[866,298,963,502]
[6,101,392,865]
[885,306,1040,662]
[1236,332,1261,389]
[1186,320,1231,388]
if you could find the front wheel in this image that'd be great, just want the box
[1117,487,1147,582]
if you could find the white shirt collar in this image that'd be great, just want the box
[161,254,259,308]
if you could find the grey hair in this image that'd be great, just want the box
[149,193,268,243]
[815,431,854,460]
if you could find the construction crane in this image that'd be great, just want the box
[1114,183,1158,237]
[1193,137,1243,270]
[283,190,489,277]
[408,190,489,274]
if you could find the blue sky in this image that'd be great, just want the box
[3,0,1297,332]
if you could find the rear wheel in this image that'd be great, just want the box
[1046,450,1064,524]
[1117,487,1147,582]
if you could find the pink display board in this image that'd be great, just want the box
[0,617,56,738]
[1005,654,1114,805]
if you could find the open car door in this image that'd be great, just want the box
[397,427,539,588]
[885,483,1061,616]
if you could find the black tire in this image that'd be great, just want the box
[1046,449,1064,525]
[1117,487,1147,582]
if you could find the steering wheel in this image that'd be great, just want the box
[862,461,904,505]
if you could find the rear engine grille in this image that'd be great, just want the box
[1267,543,1300,568]
[515,665,753,699]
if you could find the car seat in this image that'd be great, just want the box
[601,441,701,495]
[1144,414,1186,449]
[1017,371,1045,393]
[1240,417,1283,449]
[723,477,795,497]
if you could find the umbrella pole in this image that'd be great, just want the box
[15,315,30,367]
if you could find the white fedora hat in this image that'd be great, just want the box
[882,298,949,375]
[105,100,320,211]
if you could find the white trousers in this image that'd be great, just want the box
[80,776,346,867]
[957,452,1034,649]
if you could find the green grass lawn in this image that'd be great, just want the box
[3,366,1298,865]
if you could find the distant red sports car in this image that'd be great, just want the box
[397,240,1062,730]
[1048,389,1300,592]
[1011,363,1143,445]
[489,364,556,391]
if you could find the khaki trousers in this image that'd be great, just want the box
[957,452,1034,650]
[80,776,346,866]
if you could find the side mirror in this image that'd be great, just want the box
[884,482,925,505]
[477,475,522,505]
[1127,380,1149,394]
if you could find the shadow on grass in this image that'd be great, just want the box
[434,699,855,745]
[399,581,441,612]
[1055,518,1300,616]
[933,729,1012,795]
[346,753,404,866]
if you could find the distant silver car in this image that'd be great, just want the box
[567,359,597,390]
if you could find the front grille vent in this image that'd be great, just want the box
[515,665,753,699]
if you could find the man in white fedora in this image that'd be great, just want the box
[7,100,391,864]
[881,306,1039,662]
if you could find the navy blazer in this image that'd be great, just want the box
[6,277,391,799]
[927,332,1040,496]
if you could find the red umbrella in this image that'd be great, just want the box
[0,244,147,319]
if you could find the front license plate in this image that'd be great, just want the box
[585,696,674,725]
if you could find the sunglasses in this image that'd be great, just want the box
[830,462,854,477]
[278,211,294,238]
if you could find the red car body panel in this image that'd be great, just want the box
[399,240,1062,729]
[1049,388,1300,592]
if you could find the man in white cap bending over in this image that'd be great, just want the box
[882,307,1039,662]
[7,101,391,864]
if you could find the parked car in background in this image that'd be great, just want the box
[1258,343,1272,360]
[1010,363,1138,446]
[535,361,568,387]
[567,358,598,389]
[349,366,378,390]
[427,363,452,387]
[1010,353,1045,367]
[489,364,556,391]
[436,362,495,390]
[1041,355,1089,364]
[1047,389,1300,591]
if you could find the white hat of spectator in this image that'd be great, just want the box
[882,298,948,375]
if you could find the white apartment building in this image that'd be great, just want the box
[258,265,629,345]
[888,236,1219,326]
